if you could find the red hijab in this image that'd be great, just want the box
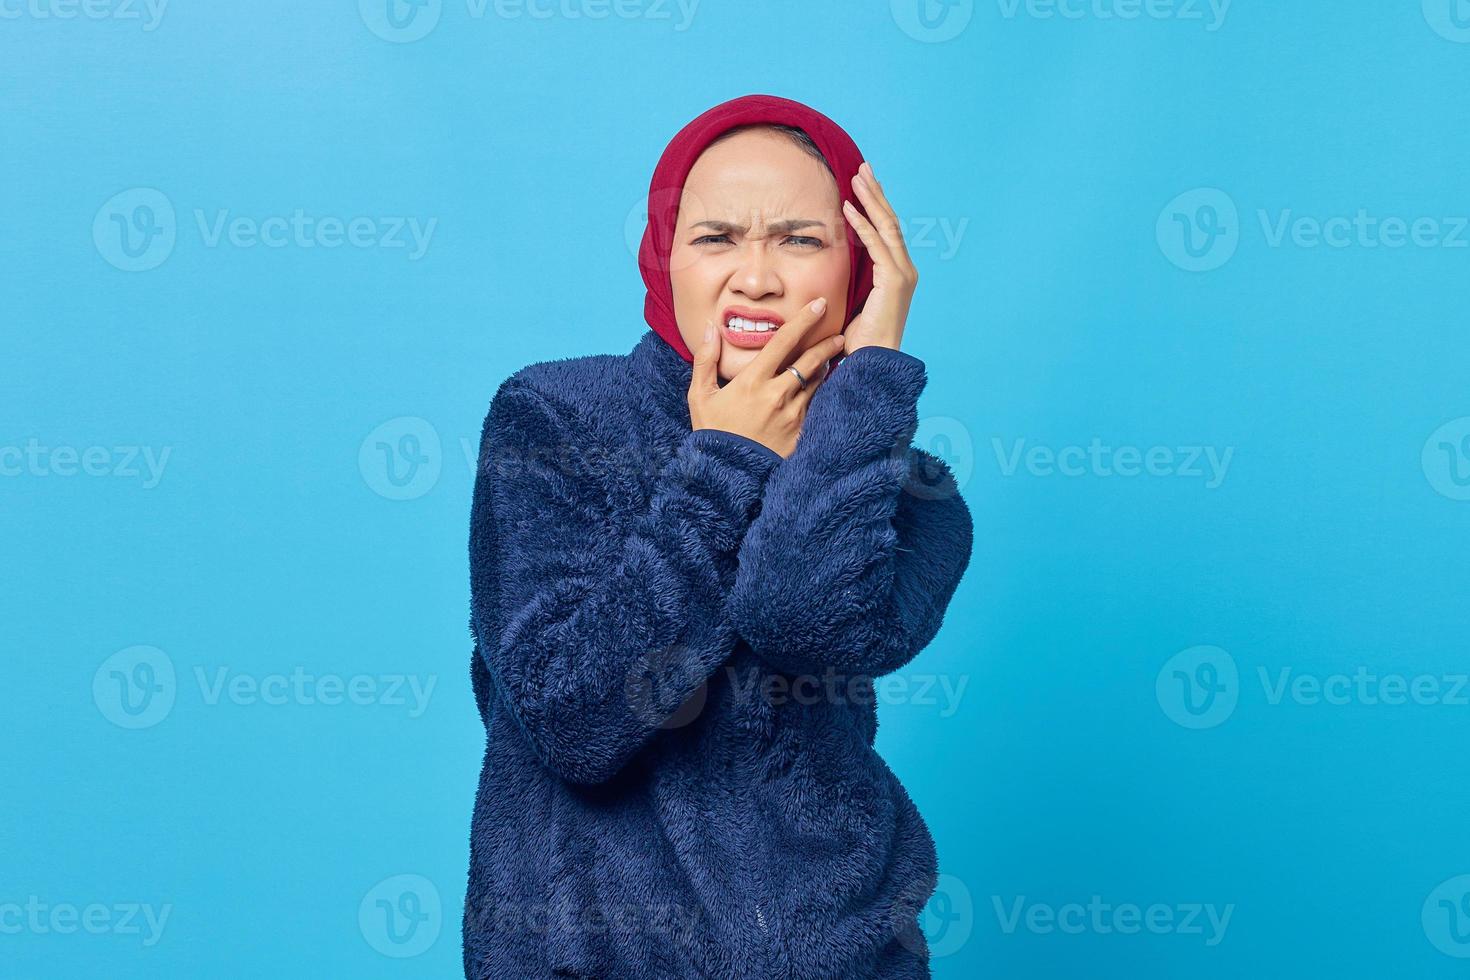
[637,94,874,368]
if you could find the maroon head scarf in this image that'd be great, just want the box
[637,94,875,368]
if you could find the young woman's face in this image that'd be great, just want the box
[670,128,851,383]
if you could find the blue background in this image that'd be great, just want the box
[5,0,1470,976]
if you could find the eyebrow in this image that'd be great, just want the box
[690,218,828,235]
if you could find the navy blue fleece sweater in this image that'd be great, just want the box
[463,328,974,979]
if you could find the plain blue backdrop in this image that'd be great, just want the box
[5,1,1470,976]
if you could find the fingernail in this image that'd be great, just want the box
[809,297,827,315]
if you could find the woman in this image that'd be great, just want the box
[463,94,974,979]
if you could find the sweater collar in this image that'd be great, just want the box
[630,327,695,432]
[625,328,701,480]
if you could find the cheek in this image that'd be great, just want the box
[811,253,851,332]
[809,251,849,300]
[670,252,721,308]
[669,253,721,346]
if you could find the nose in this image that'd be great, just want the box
[730,230,782,301]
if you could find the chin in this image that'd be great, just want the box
[719,349,757,377]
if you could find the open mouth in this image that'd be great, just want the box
[721,309,784,348]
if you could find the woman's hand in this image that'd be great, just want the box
[688,297,846,459]
[840,161,918,355]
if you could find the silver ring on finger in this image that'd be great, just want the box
[786,365,808,391]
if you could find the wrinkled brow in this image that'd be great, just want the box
[690,218,829,234]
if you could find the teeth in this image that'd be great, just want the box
[727,316,777,332]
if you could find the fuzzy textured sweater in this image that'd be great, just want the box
[463,328,974,979]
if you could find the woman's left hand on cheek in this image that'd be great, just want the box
[840,161,918,356]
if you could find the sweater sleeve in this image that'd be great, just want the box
[726,344,974,678]
[468,376,781,785]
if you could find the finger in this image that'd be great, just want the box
[856,163,900,228]
[690,315,722,397]
[854,165,917,275]
[780,334,846,403]
[842,196,897,273]
[748,297,827,379]
[850,174,908,274]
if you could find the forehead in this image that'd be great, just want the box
[679,129,839,220]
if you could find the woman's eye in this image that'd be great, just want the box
[691,234,822,247]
